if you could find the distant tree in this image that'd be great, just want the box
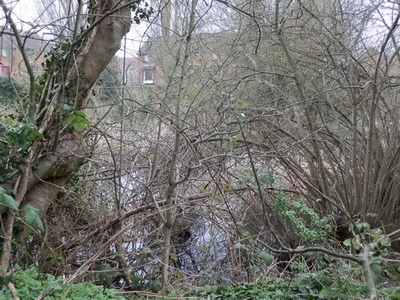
[0,76,20,99]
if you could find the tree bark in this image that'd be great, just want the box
[160,0,197,290]
[0,0,133,274]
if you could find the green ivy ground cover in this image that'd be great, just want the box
[1,267,399,300]
[131,274,400,300]
[0,266,123,300]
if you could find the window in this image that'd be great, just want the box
[1,49,9,58]
[142,67,154,85]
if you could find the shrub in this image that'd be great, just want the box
[0,266,124,300]
[0,76,20,100]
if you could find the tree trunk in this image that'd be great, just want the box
[160,0,198,290]
[0,0,133,274]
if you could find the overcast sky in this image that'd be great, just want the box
[0,0,35,26]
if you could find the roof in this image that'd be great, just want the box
[0,27,45,51]
[116,56,140,71]
[137,30,243,61]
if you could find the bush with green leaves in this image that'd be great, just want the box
[0,266,124,300]
[0,76,20,100]
[274,192,332,243]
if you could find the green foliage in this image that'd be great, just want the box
[274,192,331,242]
[0,187,18,211]
[97,263,113,287]
[341,220,398,283]
[0,118,42,180]
[344,221,392,252]
[382,287,400,300]
[22,204,44,232]
[0,120,42,153]
[0,266,124,300]
[128,248,162,292]
[41,38,75,74]
[66,110,90,131]
[0,76,20,100]
[129,271,400,300]
[131,1,154,24]
[258,251,274,265]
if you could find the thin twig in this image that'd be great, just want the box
[35,287,54,300]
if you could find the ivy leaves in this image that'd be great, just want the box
[60,104,90,132]
[0,119,43,179]
[258,251,274,265]
[0,187,18,211]
[0,121,42,153]
[66,110,90,132]
[23,205,44,232]
[0,188,44,232]
[132,1,154,24]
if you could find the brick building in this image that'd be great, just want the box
[0,26,45,78]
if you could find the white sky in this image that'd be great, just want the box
[1,0,148,57]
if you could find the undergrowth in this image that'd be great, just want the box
[128,281,400,300]
[128,270,400,300]
[1,265,399,299]
[0,266,123,300]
